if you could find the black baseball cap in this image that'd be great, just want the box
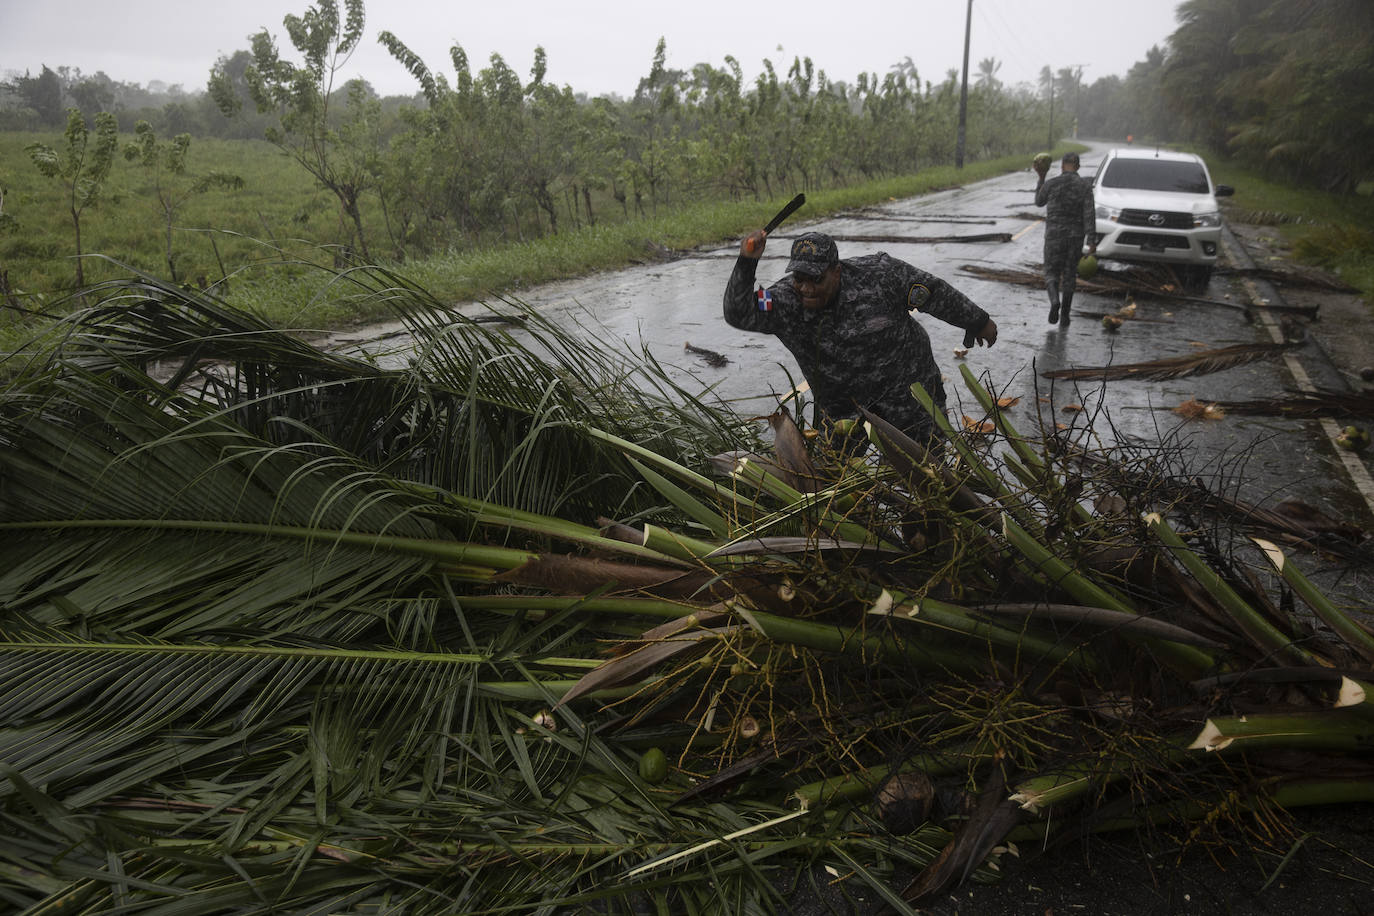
[786,232,839,278]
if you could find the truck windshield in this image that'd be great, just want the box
[1100,159,1211,194]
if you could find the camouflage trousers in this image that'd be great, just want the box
[1043,234,1083,305]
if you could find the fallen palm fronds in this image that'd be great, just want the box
[1219,264,1359,292]
[684,340,729,367]
[2,268,1373,913]
[958,262,1322,317]
[1040,341,1303,382]
[960,261,1157,295]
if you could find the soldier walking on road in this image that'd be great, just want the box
[1034,152,1096,326]
[722,230,997,446]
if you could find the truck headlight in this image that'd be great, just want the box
[1096,204,1121,222]
[1193,210,1221,227]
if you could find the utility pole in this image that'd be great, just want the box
[955,0,972,168]
[1047,71,1055,151]
[1069,65,1087,139]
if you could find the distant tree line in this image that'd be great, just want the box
[8,0,1366,272]
[1075,0,1373,194]
[180,0,1056,262]
[1,0,1058,266]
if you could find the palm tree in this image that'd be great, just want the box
[974,57,1002,91]
[3,267,1373,912]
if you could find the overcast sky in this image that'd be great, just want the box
[0,0,1182,99]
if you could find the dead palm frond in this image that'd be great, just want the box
[1175,388,1374,420]
[1040,341,1303,382]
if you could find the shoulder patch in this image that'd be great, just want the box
[907,283,932,309]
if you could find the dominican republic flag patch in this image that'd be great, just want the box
[756,286,772,311]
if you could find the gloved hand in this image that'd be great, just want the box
[964,318,998,348]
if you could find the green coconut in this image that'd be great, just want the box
[1033,152,1053,171]
[638,747,669,783]
[1078,255,1099,279]
[1338,425,1371,452]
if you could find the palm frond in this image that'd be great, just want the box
[1040,341,1303,382]
[1180,388,1374,419]
[4,268,1373,912]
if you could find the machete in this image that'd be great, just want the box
[745,193,806,255]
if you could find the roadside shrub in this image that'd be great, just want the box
[1292,223,1374,270]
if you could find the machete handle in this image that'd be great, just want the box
[745,193,806,256]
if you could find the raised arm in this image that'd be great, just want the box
[723,229,773,332]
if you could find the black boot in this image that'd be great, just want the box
[1047,278,1060,323]
[1059,292,1073,325]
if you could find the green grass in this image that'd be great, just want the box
[1,131,339,295]
[1206,154,1374,309]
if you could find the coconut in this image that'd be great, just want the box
[638,747,668,783]
[1078,255,1099,279]
[1338,425,1371,451]
[1033,152,1052,171]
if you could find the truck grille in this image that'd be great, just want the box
[1117,209,1193,229]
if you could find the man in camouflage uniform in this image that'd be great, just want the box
[1034,151,1096,325]
[723,230,998,445]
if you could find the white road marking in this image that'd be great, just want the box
[1223,234,1374,516]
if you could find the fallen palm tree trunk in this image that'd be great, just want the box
[833,209,1000,225]
[826,232,1012,245]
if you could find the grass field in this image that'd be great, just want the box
[0,130,1080,346]
[1,131,340,295]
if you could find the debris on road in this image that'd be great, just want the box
[1041,341,1303,382]
[684,341,729,367]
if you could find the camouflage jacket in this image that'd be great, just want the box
[1035,171,1095,247]
[723,252,990,439]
